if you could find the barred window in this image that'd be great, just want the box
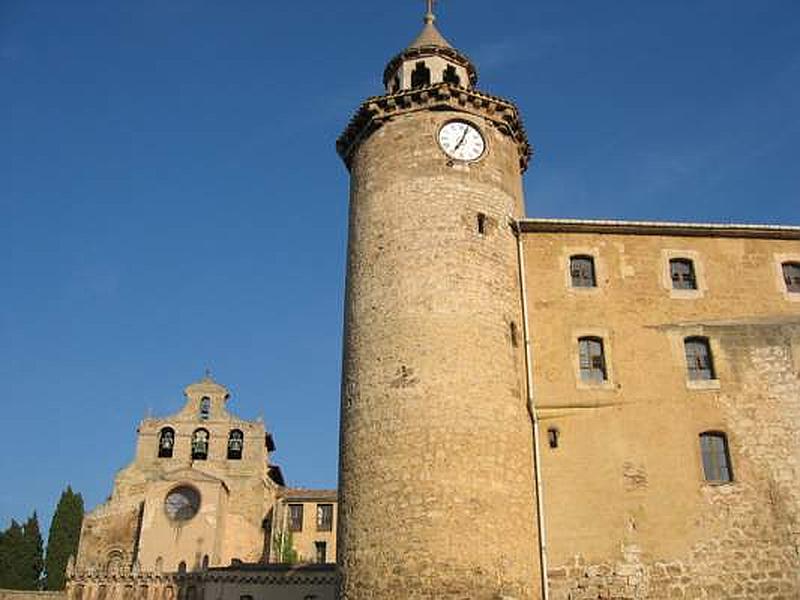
[570,255,596,288]
[289,504,304,532]
[684,337,715,380]
[316,504,333,532]
[578,337,607,382]
[700,432,733,483]
[670,258,697,290]
[782,262,800,293]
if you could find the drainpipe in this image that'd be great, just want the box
[511,218,550,600]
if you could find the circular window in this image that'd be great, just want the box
[164,486,201,522]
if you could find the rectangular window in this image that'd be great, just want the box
[316,504,333,532]
[570,256,596,288]
[783,262,800,293]
[578,337,607,382]
[477,212,486,235]
[670,258,697,290]
[684,337,715,380]
[700,432,733,483]
[288,504,304,532]
[314,541,327,564]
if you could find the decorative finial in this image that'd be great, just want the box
[425,0,436,24]
[204,367,213,381]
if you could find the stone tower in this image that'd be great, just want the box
[336,7,539,599]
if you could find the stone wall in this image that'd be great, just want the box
[66,564,337,600]
[523,227,800,599]
[0,592,65,600]
[77,377,278,573]
[339,96,539,599]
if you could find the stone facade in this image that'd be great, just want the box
[0,592,65,600]
[273,489,337,566]
[521,222,800,599]
[65,564,336,600]
[76,376,338,576]
[334,8,800,600]
[337,14,540,600]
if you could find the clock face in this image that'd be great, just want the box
[164,486,201,522]
[438,120,485,162]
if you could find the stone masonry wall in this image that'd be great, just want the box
[548,324,800,600]
[0,592,65,600]
[339,104,540,599]
[525,230,800,600]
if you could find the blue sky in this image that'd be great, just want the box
[1,0,798,533]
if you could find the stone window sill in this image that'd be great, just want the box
[669,289,704,300]
[686,379,720,391]
[576,380,615,391]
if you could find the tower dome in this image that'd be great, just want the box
[382,5,477,93]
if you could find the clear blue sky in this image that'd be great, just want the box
[1,0,798,533]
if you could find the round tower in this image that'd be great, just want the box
[336,7,539,599]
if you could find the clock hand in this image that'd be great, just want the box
[453,126,469,152]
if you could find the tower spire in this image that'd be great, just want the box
[425,0,436,24]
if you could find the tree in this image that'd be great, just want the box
[44,487,84,590]
[271,530,300,564]
[20,513,44,589]
[0,520,25,589]
[0,526,6,588]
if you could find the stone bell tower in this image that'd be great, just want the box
[336,5,539,599]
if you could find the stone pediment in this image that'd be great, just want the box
[159,467,230,491]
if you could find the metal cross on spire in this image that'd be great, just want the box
[425,0,437,23]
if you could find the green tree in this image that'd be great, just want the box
[271,530,300,564]
[0,520,25,589]
[20,513,44,589]
[0,526,6,588]
[44,487,84,590]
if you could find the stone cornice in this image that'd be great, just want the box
[518,218,800,240]
[382,46,478,88]
[337,83,532,173]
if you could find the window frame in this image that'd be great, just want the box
[781,261,800,293]
[578,336,608,384]
[699,431,734,484]
[662,249,705,299]
[314,541,327,564]
[569,255,597,288]
[288,503,304,532]
[316,503,334,532]
[563,248,603,293]
[669,258,698,290]
[683,336,716,382]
